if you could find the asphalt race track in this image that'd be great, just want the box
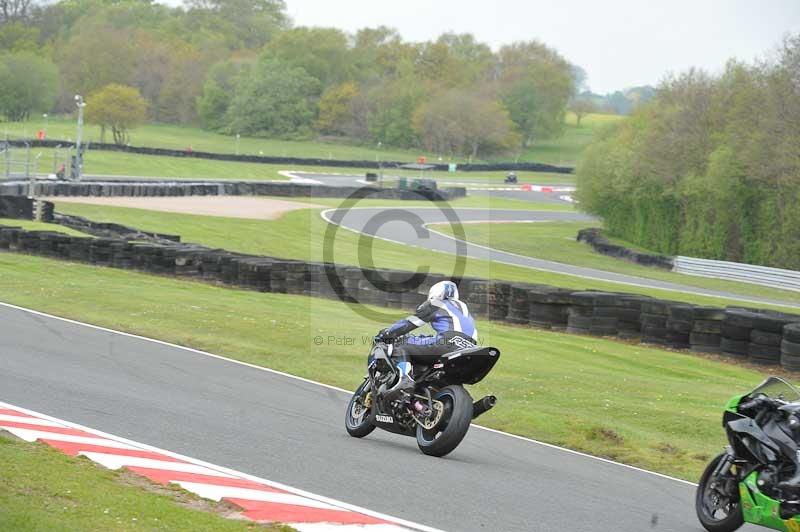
[0,303,732,532]
[324,206,798,308]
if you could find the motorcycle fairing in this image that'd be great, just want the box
[435,346,500,385]
[740,472,800,531]
[727,417,781,463]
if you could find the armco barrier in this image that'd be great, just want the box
[673,256,800,293]
[0,180,466,202]
[5,219,800,372]
[7,139,574,174]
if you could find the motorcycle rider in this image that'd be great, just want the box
[374,280,478,399]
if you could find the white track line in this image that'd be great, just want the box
[0,299,696,488]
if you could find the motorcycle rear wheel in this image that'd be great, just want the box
[695,453,744,532]
[345,380,375,438]
[416,385,472,457]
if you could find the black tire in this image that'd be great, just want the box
[668,304,695,322]
[416,385,473,457]
[691,332,722,347]
[750,329,782,346]
[753,314,799,333]
[749,343,781,364]
[694,306,726,320]
[589,326,617,337]
[782,339,800,357]
[568,316,592,329]
[721,338,749,357]
[721,324,751,341]
[724,310,759,329]
[785,323,800,344]
[781,353,800,372]
[641,314,667,328]
[694,320,723,334]
[695,453,744,532]
[667,320,692,334]
[345,380,375,438]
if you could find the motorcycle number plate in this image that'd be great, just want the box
[375,414,393,423]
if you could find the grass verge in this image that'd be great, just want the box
[429,220,800,305]
[0,252,781,481]
[29,147,574,184]
[3,113,620,166]
[0,431,290,531]
[49,201,800,310]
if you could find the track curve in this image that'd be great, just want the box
[323,206,798,308]
[0,303,719,532]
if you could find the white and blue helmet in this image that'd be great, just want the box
[428,280,459,301]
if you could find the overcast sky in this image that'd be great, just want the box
[285,0,800,93]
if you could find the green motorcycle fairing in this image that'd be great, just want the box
[740,470,800,531]
[725,393,747,414]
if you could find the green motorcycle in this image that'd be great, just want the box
[697,377,800,532]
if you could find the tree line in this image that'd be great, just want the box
[576,35,800,269]
[0,0,580,157]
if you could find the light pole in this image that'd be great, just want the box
[377,141,383,187]
[42,113,48,139]
[73,95,86,180]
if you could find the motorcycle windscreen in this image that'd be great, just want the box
[437,346,500,385]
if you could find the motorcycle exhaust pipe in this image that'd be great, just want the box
[472,395,497,419]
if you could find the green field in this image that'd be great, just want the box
[22,147,574,184]
[517,112,624,166]
[0,432,289,531]
[3,112,619,167]
[47,201,798,310]
[429,220,800,305]
[0,251,780,480]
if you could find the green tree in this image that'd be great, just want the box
[569,97,596,127]
[0,51,57,121]
[413,90,519,158]
[85,83,148,145]
[263,27,354,89]
[497,40,575,145]
[184,0,288,50]
[225,58,321,138]
[316,81,358,135]
[197,59,251,130]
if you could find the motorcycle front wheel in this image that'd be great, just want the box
[345,380,375,438]
[416,385,473,457]
[695,453,744,532]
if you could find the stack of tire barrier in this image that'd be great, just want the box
[566,292,619,337]
[688,307,726,353]
[721,309,759,358]
[506,285,531,324]
[7,221,800,374]
[487,282,511,321]
[640,300,676,345]
[576,228,674,270]
[783,324,800,371]
[0,180,466,202]
[664,303,694,349]
[526,285,571,330]
[465,280,489,317]
[748,312,800,365]
[0,195,53,221]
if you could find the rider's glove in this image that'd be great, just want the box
[374,328,391,344]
